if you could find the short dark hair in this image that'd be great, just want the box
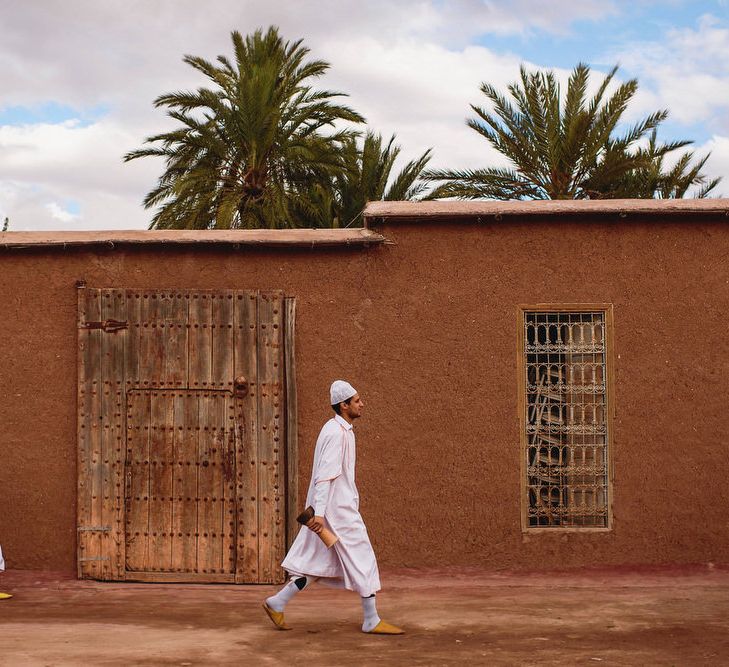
[332,398,352,416]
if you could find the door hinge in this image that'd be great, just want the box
[80,319,128,333]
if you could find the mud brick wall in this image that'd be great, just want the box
[1,214,728,572]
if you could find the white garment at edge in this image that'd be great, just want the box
[0,545,5,571]
[282,414,381,597]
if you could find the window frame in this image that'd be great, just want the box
[517,303,616,533]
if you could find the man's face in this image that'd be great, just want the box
[342,393,364,420]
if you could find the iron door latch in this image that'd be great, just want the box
[80,319,128,333]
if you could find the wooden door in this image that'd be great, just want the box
[77,287,290,584]
[124,389,239,581]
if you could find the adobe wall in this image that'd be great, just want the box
[1,214,728,573]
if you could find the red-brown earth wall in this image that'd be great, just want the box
[1,215,728,573]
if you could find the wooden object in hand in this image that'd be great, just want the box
[296,506,339,548]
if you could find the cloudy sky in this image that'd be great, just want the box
[1,0,728,230]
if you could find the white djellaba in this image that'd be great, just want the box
[263,381,403,635]
[281,380,381,599]
[0,545,12,599]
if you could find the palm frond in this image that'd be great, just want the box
[427,61,716,201]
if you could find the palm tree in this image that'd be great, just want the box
[605,130,720,199]
[288,131,433,227]
[332,132,432,226]
[125,27,364,229]
[425,63,719,200]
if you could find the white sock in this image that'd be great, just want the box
[265,576,313,612]
[361,595,381,632]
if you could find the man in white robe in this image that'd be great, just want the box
[0,545,11,600]
[263,380,403,635]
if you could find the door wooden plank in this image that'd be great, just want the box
[188,280,211,564]
[122,291,142,577]
[120,292,141,580]
[208,393,227,573]
[222,394,238,577]
[148,390,174,571]
[257,290,285,584]
[163,293,188,571]
[100,289,127,580]
[87,287,104,580]
[125,390,151,571]
[196,392,213,573]
[76,284,90,579]
[165,291,188,388]
[77,287,102,579]
[233,290,259,583]
[195,392,233,574]
[140,293,165,386]
[188,293,212,388]
[212,291,234,390]
[125,292,142,389]
[283,297,299,551]
[171,391,199,572]
[210,291,234,575]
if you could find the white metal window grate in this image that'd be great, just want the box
[523,310,609,528]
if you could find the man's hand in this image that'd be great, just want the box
[306,516,325,535]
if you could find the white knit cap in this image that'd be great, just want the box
[330,380,357,405]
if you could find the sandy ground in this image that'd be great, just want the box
[0,565,728,666]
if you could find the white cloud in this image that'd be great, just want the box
[694,134,729,196]
[0,120,158,197]
[45,202,79,223]
[0,119,162,229]
[614,14,729,128]
[0,1,617,111]
[321,37,532,169]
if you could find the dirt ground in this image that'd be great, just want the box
[1,565,728,666]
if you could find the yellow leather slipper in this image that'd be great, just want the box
[0,593,12,600]
[365,620,404,635]
[262,603,291,631]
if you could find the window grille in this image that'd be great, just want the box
[521,308,611,528]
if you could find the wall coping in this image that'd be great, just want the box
[0,228,386,249]
[4,199,728,248]
[364,199,729,223]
